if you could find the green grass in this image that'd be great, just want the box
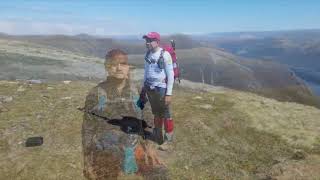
[167,89,297,179]
[0,51,67,66]
[0,81,96,180]
[1,81,320,179]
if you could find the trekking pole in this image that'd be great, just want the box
[170,40,175,50]
[170,39,181,83]
[177,62,181,83]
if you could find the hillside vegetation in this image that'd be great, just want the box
[201,30,320,96]
[0,39,105,81]
[1,35,320,107]
[1,80,319,179]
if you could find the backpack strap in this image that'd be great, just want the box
[144,50,152,64]
[157,49,165,69]
[159,49,165,60]
[145,49,165,69]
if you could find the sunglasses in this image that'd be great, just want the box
[145,38,157,43]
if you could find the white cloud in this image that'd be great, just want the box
[0,20,139,35]
[0,21,75,35]
[29,6,51,13]
[94,27,106,35]
[0,21,15,33]
[239,34,257,40]
[30,22,74,34]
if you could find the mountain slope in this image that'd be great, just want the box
[1,36,319,107]
[0,33,205,58]
[161,47,319,107]
[196,30,320,96]
[0,39,105,81]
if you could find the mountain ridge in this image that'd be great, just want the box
[1,36,319,107]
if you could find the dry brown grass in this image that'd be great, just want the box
[1,81,320,179]
[0,80,96,180]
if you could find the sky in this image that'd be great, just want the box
[0,0,319,35]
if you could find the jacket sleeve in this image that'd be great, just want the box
[163,51,174,95]
[143,61,147,88]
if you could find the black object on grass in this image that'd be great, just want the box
[25,136,43,147]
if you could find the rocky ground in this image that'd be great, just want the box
[1,80,319,179]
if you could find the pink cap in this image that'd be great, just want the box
[143,32,160,41]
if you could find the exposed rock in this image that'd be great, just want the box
[291,150,306,160]
[27,79,42,84]
[0,95,13,103]
[269,163,284,177]
[61,97,72,100]
[36,114,42,120]
[63,81,72,84]
[17,86,26,92]
[193,96,203,100]
[41,95,49,98]
[0,102,9,112]
[255,173,275,180]
[198,104,213,109]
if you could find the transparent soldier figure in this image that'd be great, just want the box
[81,49,166,179]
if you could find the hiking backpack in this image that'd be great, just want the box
[162,40,180,83]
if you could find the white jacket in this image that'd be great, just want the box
[143,48,174,95]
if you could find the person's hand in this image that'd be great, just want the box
[136,98,145,110]
[139,87,147,102]
[165,95,172,105]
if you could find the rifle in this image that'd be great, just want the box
[78,107,148,139]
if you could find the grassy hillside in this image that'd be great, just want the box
[1,36,319,107]
[1,80,319,179]
[0,39,105,81]
[0,33,205,58]
[193,30,320,97]
[170,48,319,107]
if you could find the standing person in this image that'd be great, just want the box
[82,49,164,179]
[138,32,175,150]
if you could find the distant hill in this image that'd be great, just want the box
[0,38,105,81]
[0,34,319,107]
[128,47,320,107]
[0,33,144,57]
[193,29,320,68]
[193,30,320,96]
[0,33,205,58]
